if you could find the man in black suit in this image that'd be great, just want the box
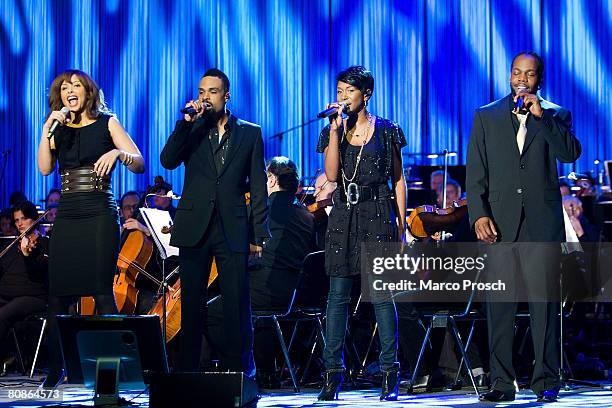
[160,68,269,380]
[467,51,580,402]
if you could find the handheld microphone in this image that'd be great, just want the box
[514,86,528,113]
[49,107,70,137]
[181,103,213,117]
[317,102,349,119]
[180,106,197,115]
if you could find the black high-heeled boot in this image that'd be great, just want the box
[317,370,344,401]
[41,368,65,389]
[380,368,400,401]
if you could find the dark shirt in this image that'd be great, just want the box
[250,190,316,308]
[208,114,232,173]
[578,215,601,243]
[259,191,316,272]
[0,236,49,298]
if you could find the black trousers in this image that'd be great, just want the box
[204,267,297,373]
[179,216,254,376]
[0,295,47,344]
[486,211,560,394]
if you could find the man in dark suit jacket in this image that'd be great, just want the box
[160,68,269,379]
[467,52,580,402]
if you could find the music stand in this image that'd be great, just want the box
[140,208,179,343]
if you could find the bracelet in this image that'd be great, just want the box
[120,152,133,166]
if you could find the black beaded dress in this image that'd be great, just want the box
[316,117,407,277]
[48,114,120,297]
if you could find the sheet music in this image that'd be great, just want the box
[561,205,583,254]
[139,208,179,259]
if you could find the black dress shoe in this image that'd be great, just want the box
[536,387,560,403]
[478,389,515,402]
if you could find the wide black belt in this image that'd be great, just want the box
[60,166,112,194]
[338,184,393,205]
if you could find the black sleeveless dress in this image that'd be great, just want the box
[48,114,120,297]
[316,117,407,277]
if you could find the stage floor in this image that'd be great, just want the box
[1,375,612,407]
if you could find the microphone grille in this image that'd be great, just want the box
[60,107,70,115]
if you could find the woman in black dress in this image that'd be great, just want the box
[37,69,144,387]
[317,66,407,401]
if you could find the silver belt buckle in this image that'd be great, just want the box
[347,182,359,206]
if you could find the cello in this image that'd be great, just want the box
[148,260,218,343]
[147,222,219,343]
[80,229,162,315]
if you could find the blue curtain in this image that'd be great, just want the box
[1,0,610,206]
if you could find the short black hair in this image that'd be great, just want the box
[511,51,544,88]
[202,68,230,93]
[12,200,39,222]
[336,66,374,95]
[266,156,299,194]
[119,191,140,208]
[9,191,28,207]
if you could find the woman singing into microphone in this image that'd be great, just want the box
[37,69,144,387]
[316,66,407,401]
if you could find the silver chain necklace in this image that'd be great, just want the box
[340,114,373,208]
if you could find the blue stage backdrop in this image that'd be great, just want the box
[1,0,611,206]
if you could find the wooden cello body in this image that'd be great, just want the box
[80,229,154,315]
[148,259,218,343]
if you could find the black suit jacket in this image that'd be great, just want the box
[160,114,269,252]
[466,94,581,242]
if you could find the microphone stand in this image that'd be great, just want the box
[440,149,450,241]
[272,117,320,140]
[0,150,10,205]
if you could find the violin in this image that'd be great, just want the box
[307,198,333,213]
[407,198,468,239]
[0,210,50,260]
[19,230,41,255]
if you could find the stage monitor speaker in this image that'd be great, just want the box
[57,315,168,386]
[149,371,258,408]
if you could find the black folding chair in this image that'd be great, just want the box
[252,250,328,392]
[406,269,485,396]
[10,313,47,377]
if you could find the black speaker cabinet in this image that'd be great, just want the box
[149,371,258,408]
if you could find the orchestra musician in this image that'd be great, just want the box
[0,201,49,374]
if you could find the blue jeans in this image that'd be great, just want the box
[323,276,399,372]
